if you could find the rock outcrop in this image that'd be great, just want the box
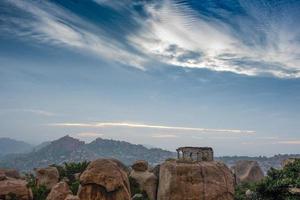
[78,159,131,200]
[0,169,20,179]
[35,166,59,190]
[64,194,81,200]
[282,158,300,168]
[46,181,71,200]
[289,188,300,195]
[157,160,235,200]
[130,160,158,200]
[132,160,148,172]
[232,160,264,184]
[0,178,33,200]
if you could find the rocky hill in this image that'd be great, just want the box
[0,136,175,171]
[217,154,300,174]
[0,138,33,157]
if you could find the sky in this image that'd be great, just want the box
[0,0,300,156]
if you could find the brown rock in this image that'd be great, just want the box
[149,164,160,179]
[282,158,300,168]
[35,166,59,190]
[130,170,158,200]
[132,160,148,172]
[0,171,6,181]
[46,181,71,200]
[157,160,235,200]
[0,178,33,200]
[289,187,300,195]
[74,173,81,181]
[0,169,20,179]
[232,160,264,184]
[78,159,131,200]
[64,194,80,200]
[110,158,130,173]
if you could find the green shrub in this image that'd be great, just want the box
[129,177,149,200]
[24,161,89,200]
[69,180,80,195]
[50,161,89,195]
[63,161,89,183]
[235,159,300,200]
[25,173,50,200]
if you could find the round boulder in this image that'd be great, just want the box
[0,178,33,200]
[46,181,71,200]
[35,166,59,190]
[78,159,131,200]
[132,160,148,172]
[157,160,235,200]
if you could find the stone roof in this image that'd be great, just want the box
[176,147,213,151]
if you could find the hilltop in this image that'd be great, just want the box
[0,135,175,170]
[0,138,33,157]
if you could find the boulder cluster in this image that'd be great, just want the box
[0,169,32,200]
[0,158,266,200]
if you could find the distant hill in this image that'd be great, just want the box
[0,135,175,171]
[1,136,298,173]
[216,154,300,174]
[0,138,33,156]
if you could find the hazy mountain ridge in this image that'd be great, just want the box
[0,137,33,156]
[0,136,299,173]
[217,154,300,174]
[0,136,175,170]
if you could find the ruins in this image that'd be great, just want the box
[176,147,214,162]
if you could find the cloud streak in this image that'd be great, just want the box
[129,0,300,78]
[3,0,146,69]
[0,109,56,117]
[50,121,255,135]
[2,0,300,78]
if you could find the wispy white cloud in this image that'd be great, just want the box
[129,0,300,78]
[4,0,146,69]
[49,121,255,135]
[3,0,300,78]
[242,137,300,145]
[277,140,300,145]
[0,108,56,117]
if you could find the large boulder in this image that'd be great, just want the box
[157,160,235,200]
[132,160,148,172]
[130,170,158,200]
[150,164,160,178]
[0,169,20,179]
[46,181,71,200]
[35,166,59,190]
[232,160,264,184]
[78,159,131,200]
[64,194,80,200]
[0,178,33,200]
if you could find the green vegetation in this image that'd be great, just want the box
[51,161,89,194]
[235,159,300,200]
[129,176,149,200]
[26,173,50,200]
[25,161,89,200]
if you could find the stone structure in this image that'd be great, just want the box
[176,147,213,162]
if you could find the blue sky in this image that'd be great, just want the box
[0,0,300,156]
